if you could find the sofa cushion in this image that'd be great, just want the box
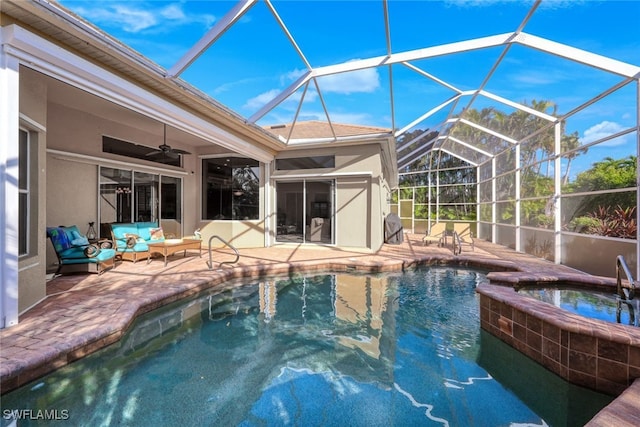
[111,223,139,240]
[58,246,88,260]
[95,248,117,262]
[60,248,116,264]
[136,222,158,241]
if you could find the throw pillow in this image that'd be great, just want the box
[83,244,100,258]
[70,229,90,246]
[150,227,165,241]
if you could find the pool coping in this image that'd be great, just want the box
[1,236,638,425]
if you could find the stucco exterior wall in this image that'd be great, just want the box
[198,220,265,249]
[45,155,97,269]
[336,177,372,248]
[18,67,47,313]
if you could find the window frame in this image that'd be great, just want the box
[201,156,260,221]
[18,127,31,257]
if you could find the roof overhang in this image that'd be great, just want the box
[1,0,284,162]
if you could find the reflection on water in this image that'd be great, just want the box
[518,286,636,325]
[1,268,610,426]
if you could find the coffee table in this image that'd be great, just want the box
[147,238,202,267]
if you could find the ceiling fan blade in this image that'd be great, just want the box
[145,150,163,156]
[170,148,191,155]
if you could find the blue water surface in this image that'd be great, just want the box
[0,268,610,426]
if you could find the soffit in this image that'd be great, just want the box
[2,0,284,154]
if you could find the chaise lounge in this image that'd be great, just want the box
[423,222,446,246]
[46,225,116,275]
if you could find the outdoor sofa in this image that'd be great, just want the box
[110,221,168,262]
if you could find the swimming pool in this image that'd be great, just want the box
[1,267,612,425]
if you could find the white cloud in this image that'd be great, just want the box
[510,67,575,87]
[160,4,186,21]
[71,2,215,33]
[243,87,318,111]
[73,4,156,32]
[582,120,629,147]
[214,77,258,95]
[281,68,307,85]
[244,89,283,111]
[243,64,379,114]
[316,68,381,94]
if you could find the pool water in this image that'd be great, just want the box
[518,286,636,326]
[2,268,612,426]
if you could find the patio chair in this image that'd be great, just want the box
[46,225,116,274]
[423,222,447,246]
[453,223,474,253]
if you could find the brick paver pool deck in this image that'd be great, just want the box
[1,233,638,425]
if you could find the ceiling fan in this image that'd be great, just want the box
[146,124,191,158]
[146,143,191,158]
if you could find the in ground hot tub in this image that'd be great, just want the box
[477,277,640,397]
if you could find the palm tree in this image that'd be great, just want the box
[561,131,587,185]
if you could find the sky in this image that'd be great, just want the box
[56,0,640,175]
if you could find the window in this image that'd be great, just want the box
[275,156,335,170]
[103,135,182,167]
[18,129,30,256]
[202,157,259,220]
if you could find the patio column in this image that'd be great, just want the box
[553,122,562,265]
[491,157,497,243]
[515,143,521,252]
[0,29,20,328]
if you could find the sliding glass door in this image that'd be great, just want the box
[134,172,159,222]
[160,176,182,237]
[99,167,181,239]
[276,182,304,243]
[276,180,334,244]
